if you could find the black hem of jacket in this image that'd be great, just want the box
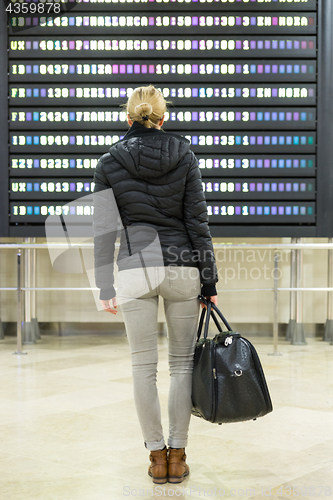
[200,284,218,297]
[99,263,217,301]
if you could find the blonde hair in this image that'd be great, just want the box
[124,85,170,129]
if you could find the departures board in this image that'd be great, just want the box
[1,0,333,238]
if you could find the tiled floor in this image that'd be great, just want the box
[0,332,332,499]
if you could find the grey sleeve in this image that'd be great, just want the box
[183,152,218,291]
[93,158,119,300]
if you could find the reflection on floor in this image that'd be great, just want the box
[0,333,332,500]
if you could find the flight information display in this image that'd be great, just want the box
[11,13,316,35]
[9,177,316,200]
[9,107,317,129]
[9,154,316,177]
[9,36,317,58]
[9,84,317,106]
[2,0,332,237]
[9,60,317,83]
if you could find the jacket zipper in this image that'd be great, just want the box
[124,224,153,293]
[124,225,132,256]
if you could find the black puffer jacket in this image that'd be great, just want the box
[93,121,218,300]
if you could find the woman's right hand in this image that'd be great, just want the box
[200,295,218,309]
[100,297,118,314]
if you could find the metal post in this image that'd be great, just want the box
[286,237,297,341]
[316,0,333,238]
[324,237,333,342]
[268,250,282,356]
[31,238,36,319]
[31,237,41,340]
[22,238,36,344]
[291,238,307,345]
[13,249,27,355]
[25,238,31,320]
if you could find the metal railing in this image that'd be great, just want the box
[1,240,333,355]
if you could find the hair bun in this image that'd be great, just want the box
[134,102,153,116]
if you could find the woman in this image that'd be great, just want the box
[93,85,218,484]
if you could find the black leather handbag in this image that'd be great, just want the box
[191,295,273,424]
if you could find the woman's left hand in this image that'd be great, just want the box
[200,295,218,309]
[100,297,118,314]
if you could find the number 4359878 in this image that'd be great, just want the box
[6,2,61,14]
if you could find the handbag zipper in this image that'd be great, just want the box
[212,345,218,422]
[243,339,273,413]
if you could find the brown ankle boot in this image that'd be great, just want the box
[167,447,190,483]
[148,446,168,484]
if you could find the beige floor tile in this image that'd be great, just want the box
[0,398,69,425]
[0,451,14,461]
[185,433,330,485]
[0,417,142,465]
[82,398,138,422]
[48,358,133,383]
[266,377,333,411]
[0,371,103,402]
[248,464,333,499]
[6,410,139,443]
[199,407,333,452]
[18,354,113,372]
[0,455,124,500]
[21,380,134,411]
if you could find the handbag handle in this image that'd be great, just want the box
[196,306,206,342]
[202,299,212,341]
[196,299,224,342]
[198,295,233,332]
[196,300,211,342]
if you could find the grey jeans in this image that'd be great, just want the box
[117,265,201,451]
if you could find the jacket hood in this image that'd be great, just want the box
[108,124,191,179]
